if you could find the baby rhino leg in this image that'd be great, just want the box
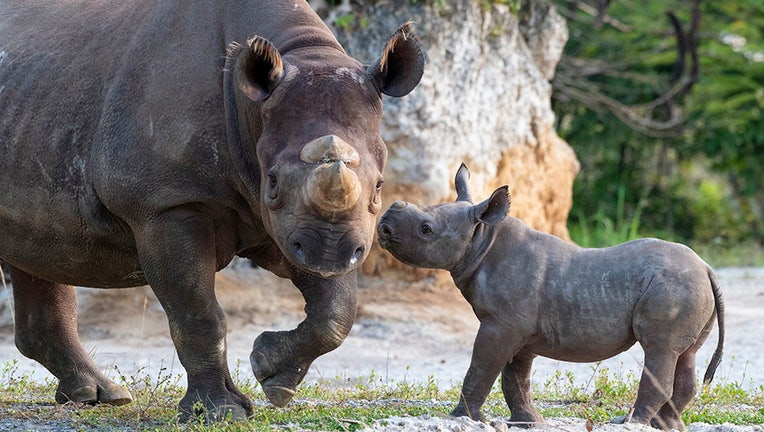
[10,266,132,405]
[501,353,544,428]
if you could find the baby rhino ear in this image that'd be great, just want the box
[474,186,510,225]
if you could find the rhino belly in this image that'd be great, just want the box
[527,315,638,363]
[0,190,144,288]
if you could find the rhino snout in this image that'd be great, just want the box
[376,219,402,251]
[289,233,367,277]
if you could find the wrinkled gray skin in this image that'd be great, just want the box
[377,164,725,431]
[0,0,424,421]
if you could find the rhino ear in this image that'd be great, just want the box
[367,22,425,97]
[235,36,284,102]
[455,163,472,203]
[473,186,510,226]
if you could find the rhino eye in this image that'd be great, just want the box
[419,222,433,236]
[370,179,384,214]
[267,174,278,198]
[265,168,283,209]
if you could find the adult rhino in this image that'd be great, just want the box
[0,0,424,421]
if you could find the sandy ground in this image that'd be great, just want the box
[1,265,762,430]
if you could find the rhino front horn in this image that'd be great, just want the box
[306,160,361,213]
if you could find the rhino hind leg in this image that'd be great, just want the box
[629,345,680,429]
[501,354,544,428]
[9,266,132,406]
[652,317,713,432]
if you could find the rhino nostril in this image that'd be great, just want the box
[378,223,392,237]
[350,247,365,266]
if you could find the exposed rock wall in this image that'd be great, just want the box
[312,0,580,275]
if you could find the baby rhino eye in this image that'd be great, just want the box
[420,222,433,236]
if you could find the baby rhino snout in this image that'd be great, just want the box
[377,201,408,249]
[376,218,396,247]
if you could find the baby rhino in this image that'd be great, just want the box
[377,164,725,431]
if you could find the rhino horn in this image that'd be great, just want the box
[300,135,360,167]
[306,160,362,213]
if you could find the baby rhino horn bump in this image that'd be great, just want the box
[300,135,360,167]
[306,160,362,212]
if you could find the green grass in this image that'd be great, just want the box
[1,360,762,431]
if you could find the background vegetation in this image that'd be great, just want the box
[549,0,764,265]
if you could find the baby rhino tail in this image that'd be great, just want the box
[702,269,725,385]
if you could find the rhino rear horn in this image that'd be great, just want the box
[367,22,425,97]
[235,36,284,101]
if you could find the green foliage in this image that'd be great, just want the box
[568,184,644,248]
[553,0,764,252]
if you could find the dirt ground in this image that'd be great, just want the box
[1,264,762,430]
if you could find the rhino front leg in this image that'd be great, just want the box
[452,320,515,422]
[251,270,357,407]
[10,266,132,406]
[501,352,544,427]
[135,213,252,422]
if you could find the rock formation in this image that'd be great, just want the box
[312,0,580,275]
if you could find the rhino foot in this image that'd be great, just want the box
[250,349,301,407]
[450,404,486,422]
[611,411,654,428]
[177,385,252,423]
[178,402,249,423]
[651,416,685,431]
[507,411,544,428]
[55,378,132,406]
[262,385,296,408]
[250,332,309,407]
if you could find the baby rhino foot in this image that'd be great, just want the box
[508,410,544,428]
[611,410,653,428]
[450,404,486,422]
[55,377,132,406]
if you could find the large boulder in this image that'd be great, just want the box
[313,0,580,275]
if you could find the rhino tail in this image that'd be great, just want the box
[702,268,726,385]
